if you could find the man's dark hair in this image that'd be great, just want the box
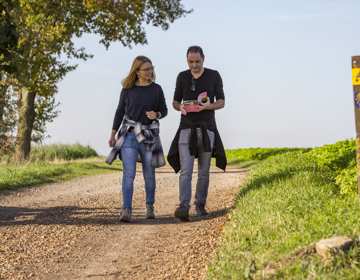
[187,46,204,59]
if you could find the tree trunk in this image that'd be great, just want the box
[16,87,36,161]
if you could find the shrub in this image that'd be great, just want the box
[307,138,356,171]
[307,139,357,197]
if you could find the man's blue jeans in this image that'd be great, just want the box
[120,131,155,210]
[178,128,215,210]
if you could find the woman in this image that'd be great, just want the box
[106,56,167,222]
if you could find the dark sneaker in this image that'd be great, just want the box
[174,206,189,221]
[119,208,132,222]
[195,203,209,216]
[145,204,155,219]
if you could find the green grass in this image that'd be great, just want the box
[226,147,312,161]
[226,158,259,168]
[206,151,360,279]
[225,147,312,169]
[0,143,123,191]
[0,157,123,191]
[30,142,98,161]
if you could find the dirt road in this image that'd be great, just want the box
[0,163,246,279]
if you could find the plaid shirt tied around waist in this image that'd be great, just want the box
[105,116,165,168]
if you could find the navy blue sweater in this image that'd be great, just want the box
[112,83,168,131]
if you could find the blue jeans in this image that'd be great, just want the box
[121,131,156,210]
[178,128,215,210]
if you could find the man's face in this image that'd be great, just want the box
[187,52,204,73]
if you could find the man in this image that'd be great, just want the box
[168,46,227,222]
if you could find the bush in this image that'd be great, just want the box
[335,165,358,196]
[307,139,356,171]
[307,139,358,197]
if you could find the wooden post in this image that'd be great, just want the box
[351,56,360,202]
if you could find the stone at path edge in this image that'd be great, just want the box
[315,236,354,258]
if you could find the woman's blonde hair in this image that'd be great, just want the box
[121,56,156,89]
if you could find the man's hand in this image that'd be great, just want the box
[173,100,187,115]
[180,104,187,115]
[198,99,225,112]
[197,97,211,111]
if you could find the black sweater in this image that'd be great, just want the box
[174,68,225,124]
[112,83,168,131]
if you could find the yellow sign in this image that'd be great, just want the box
[352,68,360,85]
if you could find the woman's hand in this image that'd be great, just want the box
[146,111,158,120]
[109,136,116,147]
[109,130,117,147]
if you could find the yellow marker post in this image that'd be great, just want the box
[352,68,360,85]
[351,56,360,204]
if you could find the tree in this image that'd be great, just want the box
[6,0,191,160]
[0,77,17,156]
[0,0,18,155]
[0,0,18,73]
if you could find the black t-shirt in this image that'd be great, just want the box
[112,83,168,131]
[173,68,225,123]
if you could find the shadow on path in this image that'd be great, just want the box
[0,205,228,227]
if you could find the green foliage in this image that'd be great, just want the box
[0,0,19,73]
[31,93,60,143]
[3,0,192,159]
[335,165,358,196]
[308,139,357,197]
[0,81,17,155]
[308,138,356,171]
[207,152,360,279]
[0,157,122,191]
[30,142,98,161]
[227,140,359,198]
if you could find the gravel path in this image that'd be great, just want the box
[0,163,247,279]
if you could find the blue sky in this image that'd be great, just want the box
[44,0,360,156]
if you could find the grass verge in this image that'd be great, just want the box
[207,151,360,279]
[30,142,99,161]
[226,158,259,169]
[0,157,123,191]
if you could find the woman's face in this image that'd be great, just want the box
[136,62,153,81]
